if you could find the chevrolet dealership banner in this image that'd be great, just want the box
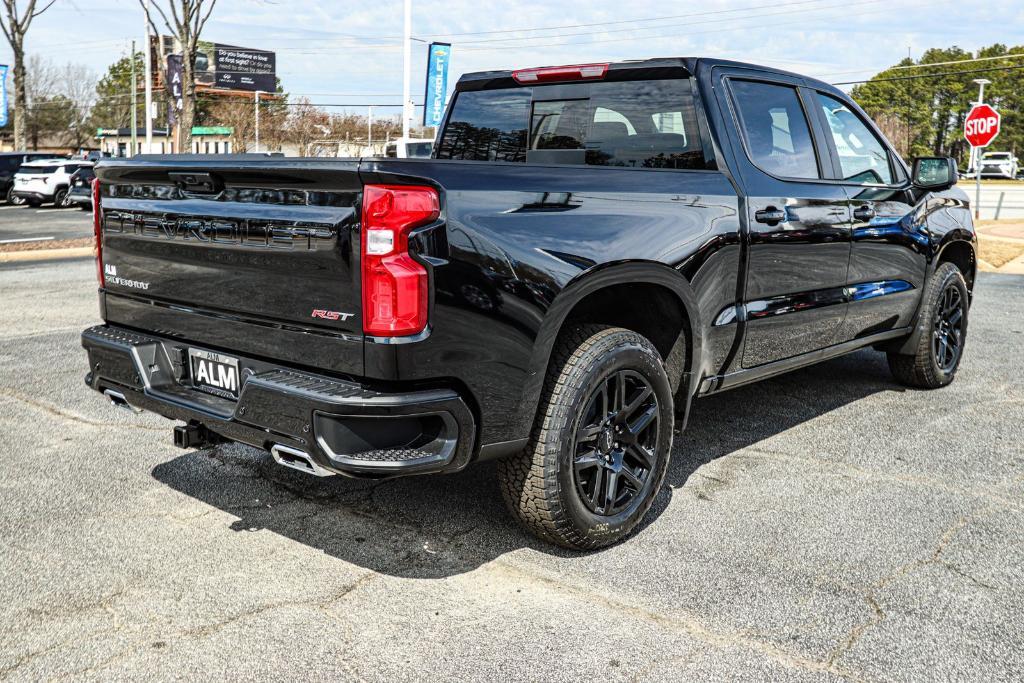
[423,42,451,127]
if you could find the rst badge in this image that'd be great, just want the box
[311,309,354,321]
[188,348,240,399]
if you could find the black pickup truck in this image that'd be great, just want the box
[82,58,975,549]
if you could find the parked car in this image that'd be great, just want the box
[82,57,975,549]
[64,166,96,210]
[12,159,92,207]
[0,152,61,203]
[978,151,1019,179]
[384,137,434,158]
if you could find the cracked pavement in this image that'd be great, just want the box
[1,258,1022,682]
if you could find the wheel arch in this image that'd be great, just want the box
[935,234,977,294]
[893,233,976,356]
[511,261,703,440]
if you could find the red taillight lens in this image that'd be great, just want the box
[512,63,608,84]
[92,177,104,287]
[361,184,439,337]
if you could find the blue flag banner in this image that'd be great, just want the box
[0,65,8,129]
[423,43,451,128]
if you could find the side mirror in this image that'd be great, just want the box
[912,157,958,191]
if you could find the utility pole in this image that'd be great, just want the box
[367,105,373,151]
[143,0,153,153]
[254,91,260,152]
[130,40,138,157]
[972,78,991,221]
[401,0,412,141]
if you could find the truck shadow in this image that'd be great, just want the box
[151,348,901,578]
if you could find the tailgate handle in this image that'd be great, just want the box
[169,171,222,194]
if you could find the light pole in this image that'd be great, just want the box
[401,0,412,141]
[130,40,137,157]
[972,78,991,220]
[367,105,373,152]
[254,91,261,152]
[143,0,153,153]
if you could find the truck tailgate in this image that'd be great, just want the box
[96,158,364,374]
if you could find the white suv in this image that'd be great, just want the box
[978,152,1019,180]
[12,159,92,207]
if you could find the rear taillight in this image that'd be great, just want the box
[360,184,439,337]
[512,63,608,84]
[92,177,103,287]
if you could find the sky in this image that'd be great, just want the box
[6,0,1023,119]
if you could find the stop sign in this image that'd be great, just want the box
[964,104,1001,148]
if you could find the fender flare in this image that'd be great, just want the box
[507,261,704,439]
[895,231,977,356]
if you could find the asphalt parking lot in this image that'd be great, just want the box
[1,259,1022,681]
[0,203,92,244]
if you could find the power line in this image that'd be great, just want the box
[453,0,886,47]
[820,51,1024,77]
[419,0,849,38]
[834,63,1024,85]
[455,0,932,52]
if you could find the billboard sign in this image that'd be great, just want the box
[185,39,276,92]
[423,42,451,127]
[0,64,7,128]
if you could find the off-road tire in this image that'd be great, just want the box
[497,325,674,550]
[887,262,969,388]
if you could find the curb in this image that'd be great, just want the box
[0,246,93,263]
[999,254,1024,276]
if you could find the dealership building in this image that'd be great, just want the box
[95,126,235,157]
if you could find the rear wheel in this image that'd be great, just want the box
[887,262,969,388]
[497,325,674,550]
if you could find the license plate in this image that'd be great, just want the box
[189,348,241,399]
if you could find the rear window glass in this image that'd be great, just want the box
[436,79,707,170]
[435,89,531,163]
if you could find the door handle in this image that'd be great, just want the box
[853,206,876,221]
[754,207,786,225]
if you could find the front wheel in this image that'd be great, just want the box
[53,188,67,207]
[887,262,969,388]
[497,325,675,550]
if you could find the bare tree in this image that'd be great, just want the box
[57,63,96,149]
[0,0,56,149]
[139,0,217,152]
[286,98,330,156]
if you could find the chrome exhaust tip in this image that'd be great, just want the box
[270,443,335,477]
[103,389,142,414]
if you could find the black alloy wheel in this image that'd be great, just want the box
[572,370,659,516]
[932,283,964,373]
[887,262,970,389]
[498,325,675,549]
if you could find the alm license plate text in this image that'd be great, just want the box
[189,349,240,399]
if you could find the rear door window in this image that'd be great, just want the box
[729,80,820,180]
[435,78,707,170]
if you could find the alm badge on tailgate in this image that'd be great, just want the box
[188,348,240,399]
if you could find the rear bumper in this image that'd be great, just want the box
[66,191,92,206]
[12,190,48,202]
[81,325,477,478]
